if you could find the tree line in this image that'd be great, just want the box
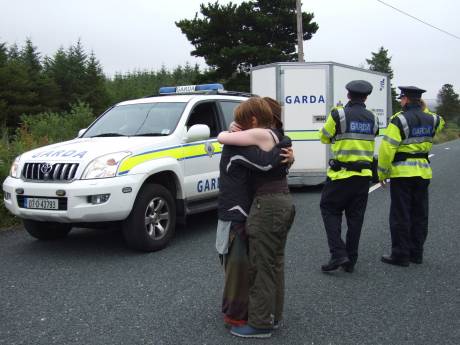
[0,39,203,131]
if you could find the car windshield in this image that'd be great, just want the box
[83,102,187,138]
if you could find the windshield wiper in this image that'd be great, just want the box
[90,133,126,138]
[133,132,169,137]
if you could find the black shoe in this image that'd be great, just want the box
[381,254,409,267]
[409,256,423,264]
[321,257,350,272]
[342,261,355,273]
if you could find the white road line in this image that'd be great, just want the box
[369,153,436,194]
[368,183,382,193]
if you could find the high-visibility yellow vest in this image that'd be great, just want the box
[378,104,444,180]
[319,102,378,180]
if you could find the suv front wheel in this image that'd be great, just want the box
[122,183,176,252]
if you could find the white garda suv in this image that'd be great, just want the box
[3,84,250,251]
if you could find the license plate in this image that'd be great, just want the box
[24,198,59,210]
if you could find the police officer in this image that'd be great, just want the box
[379,86,444,266]
[319,80,378,273]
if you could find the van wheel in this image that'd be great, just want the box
[23,220,72,240]
[122,184,176,252]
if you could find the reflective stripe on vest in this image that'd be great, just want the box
[321,127,333,139]
[397,114,410,138]
[338,108,347,134]
[392,160,430,169]
[433,113,440,129]
[334,133,375,141]
[373,114,379,135]
[333,149,374,158]
[401,137,433,145]
[383,135,400,146]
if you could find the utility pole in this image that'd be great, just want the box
[296,0,304,62]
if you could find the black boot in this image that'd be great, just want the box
[342,261,355,273]
[409,255,423,264]
[321,257,350,272]
[381,254,409,267]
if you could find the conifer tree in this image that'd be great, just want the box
[436,84,460,126]
[366,46,399,113]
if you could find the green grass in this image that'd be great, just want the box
[434,123,460,144]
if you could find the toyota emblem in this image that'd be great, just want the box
[205,142,215,156]
[40,163,53,174]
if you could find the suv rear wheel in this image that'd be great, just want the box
[23,220,72,240]
[122,183,176,252]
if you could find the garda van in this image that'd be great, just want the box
[3,84,250,251]
[251,61,391,185]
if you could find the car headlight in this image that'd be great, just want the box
[9,155,21,178]
[81,152,131,179]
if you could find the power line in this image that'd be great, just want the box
[376,0,460,41]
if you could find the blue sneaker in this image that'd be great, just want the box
[230,325,272,338]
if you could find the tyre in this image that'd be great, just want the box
[122,183,176,252]
[23,220,72,240]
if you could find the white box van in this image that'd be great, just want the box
[251,62,391,185]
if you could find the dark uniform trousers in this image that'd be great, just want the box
[389,177,430,260]
[320,176,370,264]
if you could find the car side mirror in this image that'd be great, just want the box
[77,128,87,138]
[184,124,210,142]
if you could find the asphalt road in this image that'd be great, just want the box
[1,140,459,345]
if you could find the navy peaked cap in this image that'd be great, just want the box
[345,80,373,95]
[398,86,426,99]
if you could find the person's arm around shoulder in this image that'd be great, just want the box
[217,128,275,151]
[228,135,293,172]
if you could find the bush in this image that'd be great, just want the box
[0,102,94,228]
[434,121,460,144]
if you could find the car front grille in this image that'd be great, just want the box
[22,162,79,182]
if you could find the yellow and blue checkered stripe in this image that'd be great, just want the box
[118,140,223,175]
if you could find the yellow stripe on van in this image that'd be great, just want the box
[285,128,388,141]
[285,131,320,141]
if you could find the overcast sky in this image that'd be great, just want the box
[1,0,459,100]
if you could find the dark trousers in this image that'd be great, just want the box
[247,192,295,329]
[320,176,370,264]
[389,177,430,260]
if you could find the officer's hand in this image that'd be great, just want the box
[280,147,294,165]
[229,121,243,132]
[380,179,388,188]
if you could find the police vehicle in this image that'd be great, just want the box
[3,84,250,251]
